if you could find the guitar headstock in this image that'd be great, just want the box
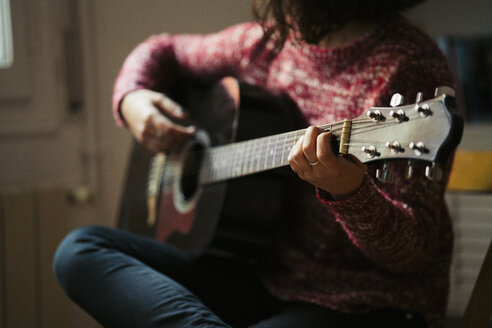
[346,87,463,181]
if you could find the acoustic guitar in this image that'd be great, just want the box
[125,77,463,257]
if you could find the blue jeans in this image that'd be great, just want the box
[53,226,427,328]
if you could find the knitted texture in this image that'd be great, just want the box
[113,16,454,328]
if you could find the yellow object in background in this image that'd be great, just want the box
[448,151,492,192]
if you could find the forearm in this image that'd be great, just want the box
[318,160,450,273]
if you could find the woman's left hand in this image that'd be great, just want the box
[288,126,366,200]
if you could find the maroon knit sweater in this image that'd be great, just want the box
[113,16,454,328]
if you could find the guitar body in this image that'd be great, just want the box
[153,78,303,255]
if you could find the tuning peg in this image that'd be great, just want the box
[416,103,432,117]
[366,109,385,122]
[425,162,443,181]
[434,86,455,98]
[376,162,392,183]
[361,145,380,158]
[409,142,428,156]
[385,141,404,154]
[414,91,432,117]
[406,159,414,180]
[390,93,404,107]
[389,109,408,122]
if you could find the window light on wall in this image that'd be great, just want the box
[0,0,13,69]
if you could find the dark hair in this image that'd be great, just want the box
[253,0,425,48]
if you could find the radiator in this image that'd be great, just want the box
[0,188,70,328]
[446,192,492,319]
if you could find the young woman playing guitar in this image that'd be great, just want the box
[54,1,456,327]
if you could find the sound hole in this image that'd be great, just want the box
[180,142,204,201]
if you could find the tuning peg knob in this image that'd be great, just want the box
[414,92,432,117]
[376,162,392,183]
[416,103,432,117]
[390,93,404,107]
[389,109,408,122]
[385,141,404,154]
[409,141,428,156]
[361,145,380,158]
[366,109,385,122]
[425,162,443,181]
[434,86,455,98]
[406,159,414,180]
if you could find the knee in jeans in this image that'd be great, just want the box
[52,226,106,291]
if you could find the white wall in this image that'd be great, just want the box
[407,0,492,37]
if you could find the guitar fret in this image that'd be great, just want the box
[240,142,247,176]
[235,146,240,177]
[204,152,211,183]
[233,146,239,178]
[271,136,276,167]
[214,147,221,182]
[227,145,233,179]
[242,141,248,175]
[238,144,244,176]
[235,144,241,177]
[261,137,267,170]
[218,147,225,180]
[256,139,262,172]
[263,137,268,170]
[248,140,255,174]
[282,134,289,165]
[218,147,224,180]
[247,141,253,175]
[272,134,277,168]
[235,145,241,177]
[243,141,249,175]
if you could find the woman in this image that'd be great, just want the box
[54,1,455,327]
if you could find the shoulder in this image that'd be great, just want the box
[370,16,453,100]
[169,22,265,59]
[376,16,449,69]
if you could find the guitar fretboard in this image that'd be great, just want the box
[200,125,333,184]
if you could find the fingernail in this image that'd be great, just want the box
[174,105,185,116]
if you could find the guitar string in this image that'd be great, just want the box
[205,113,423,160]
[204,113,424,163]
[175,134,417,186]
[167,113,426,180]
[174,114,426,180]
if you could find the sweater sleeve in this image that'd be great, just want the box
[112,22,263,126]
[318,48,455,274]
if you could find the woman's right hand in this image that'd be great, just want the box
[120,89,196,153]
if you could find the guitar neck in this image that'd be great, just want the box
[185,89,459,186]
[200,123,335,184]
